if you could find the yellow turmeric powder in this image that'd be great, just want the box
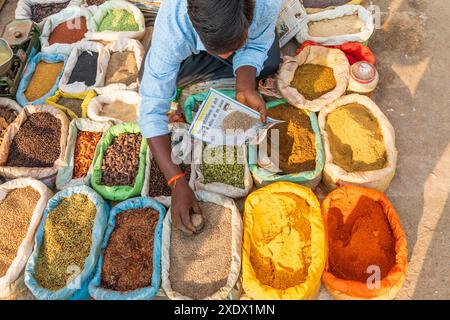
[250,192,311,290]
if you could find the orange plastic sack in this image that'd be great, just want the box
[321,186,407,300]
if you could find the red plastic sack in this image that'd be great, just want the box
[296,41,376,65]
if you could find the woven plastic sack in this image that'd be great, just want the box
[0,178,53,299]
[321,185,408,300]
[297,5,374,45]
[59,40,108,94]
[193,144,253,199]
[318,94,397,192]
[89,197,166,300]
[90,122,148,201]
[87,90,140,124]
[242,182,326,300]
[95,38,145,94]
[16,53,67,107]
[248,99,324,189]
[161,190,243,300]
[40,6,96,56]
[15,0,83,29]
[46,90,97,119]
[277,45,349,112]
[85,0,146,42]
[0,105,69,180]
[55,118,112,190]
[183,90,236,124]
[24,185,109,300]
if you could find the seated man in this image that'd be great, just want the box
[139,0,282,234]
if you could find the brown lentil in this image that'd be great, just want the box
[105,51,139,86]
[169,202,232,299]
[101,208,159,291]
[101,133,142,186]
[24,61,64,102]
[148,158,191,197]
[48,17,88,45]
[6,112,61,168]
[73,131,103,179]
[34,194,96,291]
[57,97,84,118]
[0,187,40,277]
[291,63,337,100]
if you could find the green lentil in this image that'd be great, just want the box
[200,144,245,189]
[34,194,96,291]
[98,9,139,32]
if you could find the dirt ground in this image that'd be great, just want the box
[1,0,449,300]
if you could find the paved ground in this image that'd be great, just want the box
[1,0,449,300]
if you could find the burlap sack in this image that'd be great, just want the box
[0,105,69,180]
[318,94,397,192]
[277,45,349,112]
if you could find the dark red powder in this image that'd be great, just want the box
[49,17,87,45]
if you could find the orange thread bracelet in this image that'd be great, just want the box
[167,173,185,189]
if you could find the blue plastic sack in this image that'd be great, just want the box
[24,185,109,300]
[16,53,67,107]
[89,197,166,300]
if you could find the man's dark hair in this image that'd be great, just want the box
[187,0,255,54]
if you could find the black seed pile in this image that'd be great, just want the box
[68,51,99,87]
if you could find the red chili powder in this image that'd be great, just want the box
[49,17,87,45]
[327,195,396,282]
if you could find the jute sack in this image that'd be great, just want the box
[0,105,69,180]
[85,0,146,42]
[59,40,108,94]
[87,90,140,124]
[161,190,243,300]
[55,118,112,190]
[297,5,374,45]
[321,186,407,300]
[0,178,53,299]
[318,94,397,192]
[40,6,96,56]
[277,45,349,112]
[95,38,145,94]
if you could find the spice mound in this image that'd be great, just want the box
[291,64,337,100]
[101,133,142,186]
[73,131,103,179]
[0,106,18,145]
[98,9,139,32]
[49,17,88,45]
[308,14,362,37]
[221,111,260,133]
[148,158,191,197]
[250,193,311,290]
[30,2,69,23]
[0,187,40,277]
[6,112,61,168]
[57,97,84,118]
[200,145,245,189]
[102,208,159,291]
[68,51,98,86]
[105,51,138,86]
[24,61,64,102]
[99,100,137,123]
[326,103,387,172]
[267,104,316,174]
[327,195,396,282]
[34,194,96,291]
[170,202,232,299]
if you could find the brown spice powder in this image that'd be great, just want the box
[169,202,232,299]
[291,64,337,100]
[48,17,87,45]
[25,61,64,102]
[99,101,137,123]
[0,187,40,277]
[105,51,138,86]
[267,104,316,174]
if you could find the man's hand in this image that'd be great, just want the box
[170,178,202,235]
[235,65,266,122]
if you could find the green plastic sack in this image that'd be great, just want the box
[248,99,325,189]
[183,89,236,124]
[90,122,148,201]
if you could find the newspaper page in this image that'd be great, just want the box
[189,89,283,146]
[277,0,308,47]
